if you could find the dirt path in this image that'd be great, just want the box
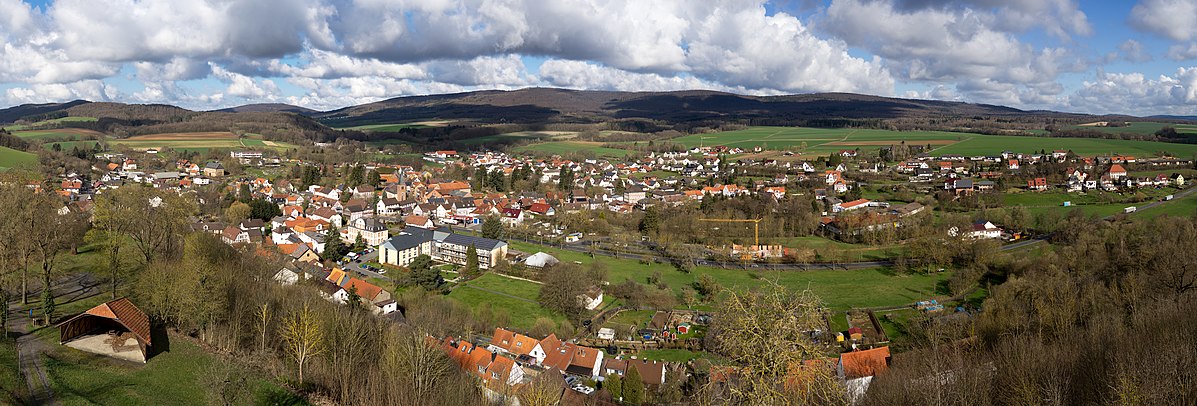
[9,273,101,406]
[13,306,55,405]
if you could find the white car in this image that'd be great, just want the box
[570,385,594,395]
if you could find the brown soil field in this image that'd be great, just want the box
[824,140,957,146]
[123,132,239,140]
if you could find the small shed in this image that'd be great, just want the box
[677,322,691,334]
[57,298,152,363]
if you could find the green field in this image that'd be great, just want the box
[1139,190,1197,218]
[461,131,576,146]
[932,135,1197,157]
[448,273,567,331]
[668,126,1197,157]
[41,141,100,151]
[1003,188,1185,218]
[515,141,632,158]
[3,116,97,131]
[1066,121,1197,136]
[339,123,430,132]
[0,146,37,170]
[105,134,296,153]
[505,240,947,310]
[12,130,88,141]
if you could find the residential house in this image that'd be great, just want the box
[221,226,251,245]
[601,359,667,387]
[203,162,225,177]
[839,347,891,402]
[500,208,524,226]
[963,220,1002,240]
[1027,177,1048,191]
[487,328,549,365]
[404,215,434,229]
[1108,164,1128,180]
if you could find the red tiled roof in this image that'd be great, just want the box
[70,297,152,345]
[840,346,890,379]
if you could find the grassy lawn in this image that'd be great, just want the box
[506,240,949,310]
[0,146,38,170]
[45,338,304,405]
[0,339,26,404]
[877,308,921,345]
[448,273,566,332]
[463,273,541,301]
[828,312,851,333]
[601,310,655,337]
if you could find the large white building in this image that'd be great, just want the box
[378,227,509,269]
[346,218,389,247]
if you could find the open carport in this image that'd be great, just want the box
[56,297,152,363]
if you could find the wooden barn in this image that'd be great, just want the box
[57,298,152,363]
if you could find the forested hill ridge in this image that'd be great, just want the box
[311,88,1147,132]
[0,101,341,145]
[1,88,1192,145]
[211,103,319,115]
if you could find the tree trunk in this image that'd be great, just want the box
[110,244,120,299]
[21,268,27,305]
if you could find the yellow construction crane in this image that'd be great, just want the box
[698,218,763,247]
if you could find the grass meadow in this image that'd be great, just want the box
[0,146,38,170]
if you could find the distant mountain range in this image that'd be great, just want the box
[0,88,1168,143]
[212,103,318,115]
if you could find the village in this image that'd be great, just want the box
[17,129,1189,404]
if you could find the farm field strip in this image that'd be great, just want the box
[664,126,1197,157]
[2,116,97,131]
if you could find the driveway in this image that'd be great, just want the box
[341,250,393,281]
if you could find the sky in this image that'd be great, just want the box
[3,0,1197,116]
